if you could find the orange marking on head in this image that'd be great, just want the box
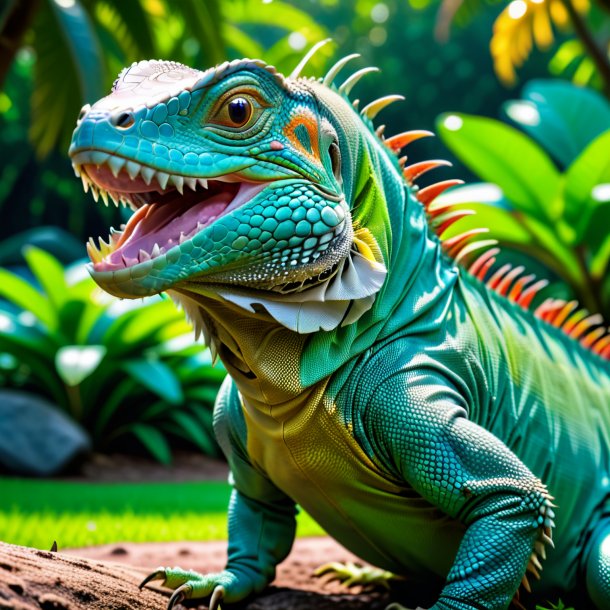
[285,108,320,163]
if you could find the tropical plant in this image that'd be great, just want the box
[0,0,329,157]
[436,79,610,318]
[0,247,226,463]
[433,0,610,97]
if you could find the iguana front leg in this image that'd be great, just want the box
[368,372,555,610]
[141,377,298,609]
[140,487,297,609]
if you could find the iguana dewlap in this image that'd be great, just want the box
[69,45,610,610]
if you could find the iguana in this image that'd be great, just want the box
[68,42,610,610]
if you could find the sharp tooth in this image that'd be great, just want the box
[151,243,161,257]
[87,238,102,263]
[196,222,205,232]
[109,192,120,206]
[107,156,125,178]
[122,254,139,267]
[126,161,141,180]
[185,177,197,191]
[72,163,81,178]
[139,249,151,262]
[100,189,109,206]
[171,175,184,194]
[97,237,113,257]
[90,151,110,166]
[109,228,122,244]
[91,186,99,202]
[179,232,188,244]
[156,172,170,190]
[81,175,90,193]
[197,178,208,189]
[141,166,155,185]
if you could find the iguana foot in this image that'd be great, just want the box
[139,567,227,610]
[314,561,400,590]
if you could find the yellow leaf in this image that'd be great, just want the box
[491,0,589,86]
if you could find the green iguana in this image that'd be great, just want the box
[68,42,610,610]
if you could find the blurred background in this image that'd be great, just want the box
[0,0,609,552]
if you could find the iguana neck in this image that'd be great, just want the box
[173,290,323,410]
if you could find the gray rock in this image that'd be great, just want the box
[0,390,91,476]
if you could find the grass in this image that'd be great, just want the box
[0,478,324,549]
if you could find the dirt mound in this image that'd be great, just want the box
[1,538,435,609]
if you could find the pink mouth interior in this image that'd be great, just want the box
[86,164,264,271]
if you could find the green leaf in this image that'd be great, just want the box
[179,0,225,66]
[30,0,105,156]
[586,202,610,279]
[0,268,57,331]
[131,424,172,464]
[92,377,137,439]
[505,79,610,168]
[96,0,156,58]
[438,185,582,287]
[22,246,67,308]
[123,358,183,404]
[103,300,189,353]
[222,23,264,59]
[55,345,107,386]
[565,130,610,223]
[437,113,561,221]
[169,410,216,455]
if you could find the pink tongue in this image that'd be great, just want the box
[109,193,230,263]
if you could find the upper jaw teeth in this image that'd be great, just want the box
[72,155,213,209]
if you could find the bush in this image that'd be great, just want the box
[0,247,226,463]
[436,80,610,318]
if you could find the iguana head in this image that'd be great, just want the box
[69,50,391,333]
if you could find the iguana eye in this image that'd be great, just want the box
[228,98,251,125]
[212,94,259,129]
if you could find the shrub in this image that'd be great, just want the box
[0,247,226,463]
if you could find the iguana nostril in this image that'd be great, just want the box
[114,112,135,129]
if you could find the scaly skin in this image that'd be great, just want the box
[69,53,610,610]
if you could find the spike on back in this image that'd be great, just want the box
[338,67,380,95]
[401,138,610,359]
[323,53,360,86]
[290,38,333,79]
[307,43,610,361]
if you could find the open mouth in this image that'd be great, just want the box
[72,157,266,272]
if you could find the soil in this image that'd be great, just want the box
[62,452,230,483]
[0,538,439,610]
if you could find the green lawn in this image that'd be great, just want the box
[0,478,324,549]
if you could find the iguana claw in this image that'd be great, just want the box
[209,585,225,610]
[167,586,187,610]
[139,568,167,589]
[314,561,398,590]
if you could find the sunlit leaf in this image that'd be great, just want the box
[0,268,57,330]
[55,344,107,386]
[437,113,561,220]
[586,203,610,279]
[490,0,589,86]
[23,245,67,308]
[504,80,610,168]
[565,130,610,224]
